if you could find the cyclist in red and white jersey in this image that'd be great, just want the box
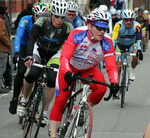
[49,9,119,137]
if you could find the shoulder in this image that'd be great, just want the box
[34,16,50,27]
[102,36,113,52]
[72,26,88,44]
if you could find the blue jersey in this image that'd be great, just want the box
[14,15,33,53]
[73,16,83,29]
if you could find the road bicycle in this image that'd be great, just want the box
[116,51,137,108]
[57,74,112,138]
[22,60,58,138]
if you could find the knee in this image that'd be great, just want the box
[47,64,59,87]
[25,66,41,83]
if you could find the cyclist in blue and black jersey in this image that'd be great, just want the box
[9,2,48,115]
[67,1,83,28]
[19,0,73,126]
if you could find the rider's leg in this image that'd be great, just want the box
[44,87,55,113]
[142,30,146,51]
[131,49,138,69]
[116,61,122,84]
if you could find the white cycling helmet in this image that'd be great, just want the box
[110,8,117,15]
[67,1,78,12]
[143,10,149,14]
[50,0,68,16]
[121,9,135,19]
[99,5,108,12]
[87,9,109,28]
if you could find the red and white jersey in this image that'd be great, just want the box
[60,26,118,83]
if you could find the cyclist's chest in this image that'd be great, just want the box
[73,38,104,62]
[119,25,136,39]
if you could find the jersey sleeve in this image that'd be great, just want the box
[135,23,142,49]
[103,38,118,84]
[60,30,76,74]
[14,18,27,53]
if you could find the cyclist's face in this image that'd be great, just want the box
[68,13,76,21]
[52,15,64,28]
[123,18,134,29]
[88,23,106,41]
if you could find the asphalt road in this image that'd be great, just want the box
[1,46,150,138]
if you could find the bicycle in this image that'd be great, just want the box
[22,60,58,138]
[116,50,137,108]
[57,74,112,138]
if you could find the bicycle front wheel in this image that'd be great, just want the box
[120,65,126,108]
[24,87,46,138]
[69,102,93,138]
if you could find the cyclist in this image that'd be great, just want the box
[99,5,113,36]
[49,9,119,137]
[67,1,83,28]
[112,9,143,83]
[22,0,73,126]
[9,2,48,115]
[110,8,121,30]
[135,7,148,52]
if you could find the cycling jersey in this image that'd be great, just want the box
[50,26,118,121]
[14,15,34,53]
[73,15,84,28]
[112,20,142,50]
[26,16,74,57]
[61,26,118,83]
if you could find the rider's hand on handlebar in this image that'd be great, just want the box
[13,52,21,64]
[110,83,119,97]
[136,49,143,61]
[64,71,75,85]
[24,56,33,68]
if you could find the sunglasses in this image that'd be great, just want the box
[54,15,65,19]
[35,14,39,18]
[124,19,134,22]
[112,14,117,16]
[93,25,107,32]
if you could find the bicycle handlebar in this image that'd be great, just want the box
[23,57,58,77]
[116,52,136,56]
[63,74,113,101]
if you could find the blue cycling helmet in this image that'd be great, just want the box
[121,9,135,19]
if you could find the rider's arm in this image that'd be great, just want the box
[112,23,120,47]
[26,24,41,56]
[135,23,142,50]
[103,37,118,84]
[14,18,26,53]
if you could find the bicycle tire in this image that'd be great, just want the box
[23,90,36,138]
[23,86,45,138]
[57,88,83,138]
[28,87,46,138]
[120,65,126,108]
[67,102,93,138]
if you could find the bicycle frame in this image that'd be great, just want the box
[60,74,111,138]
[116,51,136,107]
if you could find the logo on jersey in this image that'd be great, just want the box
[79,45,88,51]
[77,20,82,27]
[20,19,27,27]
[102,38,111,52]
[74,31,87,44]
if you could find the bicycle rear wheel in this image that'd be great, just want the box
[68,102,93,138]
[120,65,126,108]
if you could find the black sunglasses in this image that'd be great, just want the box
[93,25,107,32]
[54,15,65,19]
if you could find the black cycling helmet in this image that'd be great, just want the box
[138,7,144,13]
